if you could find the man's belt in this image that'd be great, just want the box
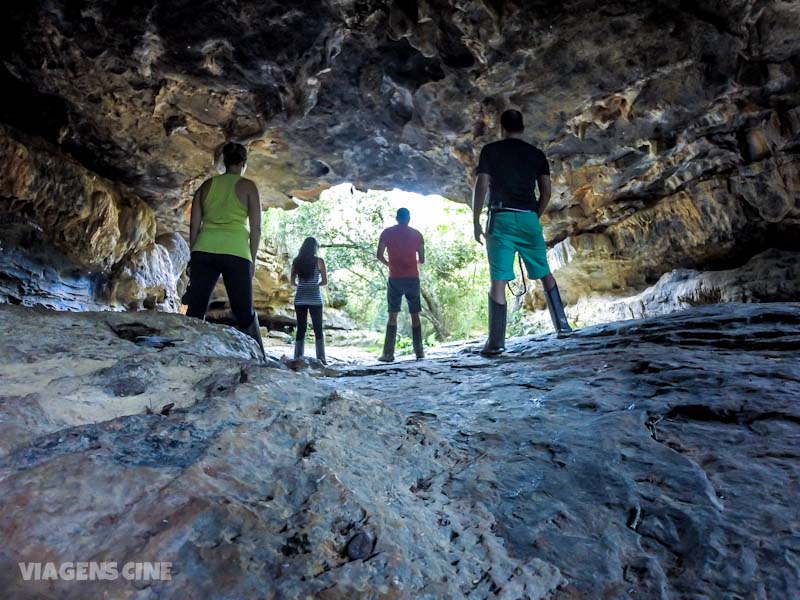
[487,207,536,234]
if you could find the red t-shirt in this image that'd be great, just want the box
[379,224,423,279]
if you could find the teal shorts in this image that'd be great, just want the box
[486,211,551,281]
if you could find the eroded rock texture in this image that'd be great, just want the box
[331,302,800,598]
[1,0,799,314]
[517,247,800,328]
[0,126,189,310]
[1,303,798,597]
[0,305,563,599]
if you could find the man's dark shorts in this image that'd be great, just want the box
[387,277,421,313]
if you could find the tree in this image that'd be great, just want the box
[264,185,490,343]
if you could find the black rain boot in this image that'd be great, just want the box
[315,336,327,365]
[241,312,267,364]
[378,325,397,362]
[412,325,424,359]
[480,295,507,357]
[544,284,573,337]
[294,337,305,360]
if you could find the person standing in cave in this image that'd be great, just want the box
[376,207,425,362]
[472,109,572,356]
[185,141,267,362]
[291,237,328,364]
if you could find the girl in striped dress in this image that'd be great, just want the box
[291,237,328,363]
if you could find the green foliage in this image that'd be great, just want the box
[264,185,491,343]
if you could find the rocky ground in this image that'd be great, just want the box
[1,302,798,598]
[328,303,800,598]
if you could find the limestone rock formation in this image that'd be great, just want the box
[331,302,800,598]
[0,304,563,598]
[0,306,269,459]
[567,248,800,325]
[1,302,798,597]
[0,220,111,311]
[520,247,800,328]
[1,0,798,312]
[0,126,189,310]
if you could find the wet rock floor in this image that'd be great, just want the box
[324,303,800,598]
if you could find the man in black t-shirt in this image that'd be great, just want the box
[472,109,572,356]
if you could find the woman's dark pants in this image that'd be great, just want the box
[186,251,253,328]
[295,304,323,340]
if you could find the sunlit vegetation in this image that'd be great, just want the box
[263,185,493,343]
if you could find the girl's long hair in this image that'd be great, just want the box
[293,237,319,280]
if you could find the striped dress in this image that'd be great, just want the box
[294,262,323,306]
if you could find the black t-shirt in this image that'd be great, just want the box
[475,138,550,211]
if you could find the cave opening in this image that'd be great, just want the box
[255,184,500,363]
[0,0,796,349]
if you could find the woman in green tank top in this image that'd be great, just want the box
[184,142,266,361]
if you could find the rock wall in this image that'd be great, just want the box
[0,0,798,314]
[0,125,189,311]
[521,248,800,330]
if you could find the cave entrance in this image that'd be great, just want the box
[261,183,490,362]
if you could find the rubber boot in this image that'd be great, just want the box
[315,336,327,365]
[412,325,424,359]
[378,324,397,362]
[544,283,573,337]
[241,312,267,364]
[480,295,507,357]
[294,337,305,360]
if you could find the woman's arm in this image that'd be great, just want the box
[290,264,297,287]
[245,180,262,265]
[318,258,328,286]
[189,179,211,248]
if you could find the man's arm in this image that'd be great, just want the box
[417,236,425,265]
[246,180,262,269]
[536,174,552,217]
[376,236,390,267]
[189,179,210,249]
[472,173,490,244]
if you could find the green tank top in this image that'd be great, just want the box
[192,174,252,261]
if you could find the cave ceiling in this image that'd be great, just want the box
[1,0,798,294]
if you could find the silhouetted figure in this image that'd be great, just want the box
[291,237,328,364]
[185,142,266,361]
[472,109,572,356]
[376,208,425,362]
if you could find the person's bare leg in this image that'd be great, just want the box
[541,273,556,291]
[490,280,508,305]
[388,312,399,326]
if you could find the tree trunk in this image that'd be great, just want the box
[420,286,448,340]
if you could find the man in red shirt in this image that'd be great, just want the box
[376,208,425,361]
